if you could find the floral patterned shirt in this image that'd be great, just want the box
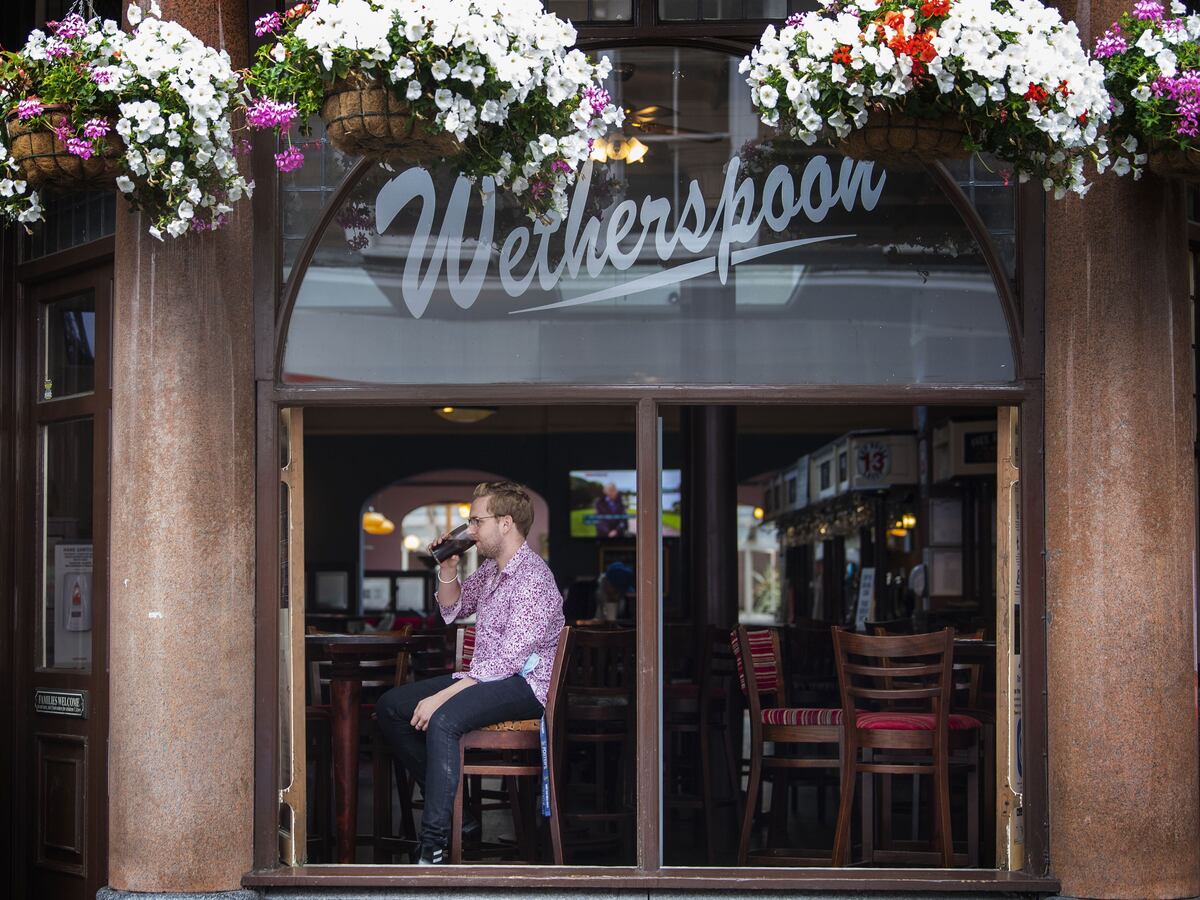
[438,542,565,706]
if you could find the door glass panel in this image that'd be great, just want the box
[40,418,94,671]
[282,47,1016,387]
[41,292,96,401]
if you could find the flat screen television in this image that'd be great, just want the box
[569,469,682,538]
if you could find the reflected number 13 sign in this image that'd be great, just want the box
[856,441,891,482]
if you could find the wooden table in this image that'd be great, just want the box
[305,633,437,863]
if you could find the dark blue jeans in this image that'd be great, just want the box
[376,674,543,849]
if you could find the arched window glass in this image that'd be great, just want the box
[281,47,1016,386]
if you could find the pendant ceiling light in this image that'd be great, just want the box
[363,508,396,536]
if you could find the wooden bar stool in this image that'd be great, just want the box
[733,625,844,866]
[450,627,574,865]
[663,624,741,863]
[562,626,636,863]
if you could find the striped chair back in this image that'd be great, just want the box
[455,624,476,673]
[731,626,782,697]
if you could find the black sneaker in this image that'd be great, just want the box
[417,842,446,866]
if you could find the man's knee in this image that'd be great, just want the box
[427,707,465,742]
[377,684,417,724]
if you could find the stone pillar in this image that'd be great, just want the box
[106,0,255,893]
[1045,2,1200,893]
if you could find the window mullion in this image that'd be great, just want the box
[635,396,661,872]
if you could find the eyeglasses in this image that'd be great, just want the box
[467,515,497,528]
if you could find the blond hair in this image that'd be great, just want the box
[474,481,534,537]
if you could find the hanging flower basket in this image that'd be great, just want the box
[244,0,623,219]
[5,105,123,188]
[320,73,460,163]
[0,2,252,238]
[837,108,970,168]
[1146,145,1200,178]
[741,0,1113,197]
[1094,0,1200,181]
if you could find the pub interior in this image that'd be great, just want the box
[300,403,1000,867]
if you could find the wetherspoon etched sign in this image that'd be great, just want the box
[373,154,888,319]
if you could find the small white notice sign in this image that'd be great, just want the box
[855,567,876,632]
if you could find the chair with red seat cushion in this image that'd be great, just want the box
[831,627,981,867]
[732,625,843,866]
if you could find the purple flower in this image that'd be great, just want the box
[1094,24,1127,58]
[551,159,572,174]
[347,232,369,251]
[1149,71,1200,139]
[785,12,804,26]
[274,144,305,172]
[16,98,44,120]
[1133,0,1164,21]
[45,40,73,59]
[582,86,612,117]
[529,180,548,199]
[52,123,72,142]
[246,98,299,130]
[89,67,113,86]
[254,11,283,36]
[51,14,88,40]
[65,137,93,159]
[82,118,110,139]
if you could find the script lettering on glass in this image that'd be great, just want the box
[373,155,887,319]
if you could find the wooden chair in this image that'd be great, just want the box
[831,627,982,867]
[869,625,987,866]
[450,626,574,865]
[733,625,844,866]
[663,624,741,863]
[563,626,636,863]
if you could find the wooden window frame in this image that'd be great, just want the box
[246,1,1053,890]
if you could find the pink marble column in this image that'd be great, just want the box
[107,0,255,891]
[1045,3,1200,895]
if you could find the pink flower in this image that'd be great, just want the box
[1133,0,1164,21]
[65,137,93,159]
[52,123,72,142]
[1094,24,1127,58]
[89,67,113,86]
[274,145,305,172]
[51,14,88,40]
[529,180,548,199]
[45,40,73,59]
[82,118,110,139]
[551,159,572,173]
[246,98,299,130]
[16,98,44,120]
[254,11,283,36]
[582,86,612,117]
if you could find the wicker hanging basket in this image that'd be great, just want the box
[1145,146,1200,181]
[5,106,123,189]
[321,74,460,164]
[838,109,970,169]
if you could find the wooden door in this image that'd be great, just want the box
[13,265,111,900]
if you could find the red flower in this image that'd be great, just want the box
[1078,112,1088,125]
[832,45,854,65]
[1057,80,1072,97]
[920,0,951,17]
[1023,82,1049,104]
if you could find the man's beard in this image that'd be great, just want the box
[475,537,498,560]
